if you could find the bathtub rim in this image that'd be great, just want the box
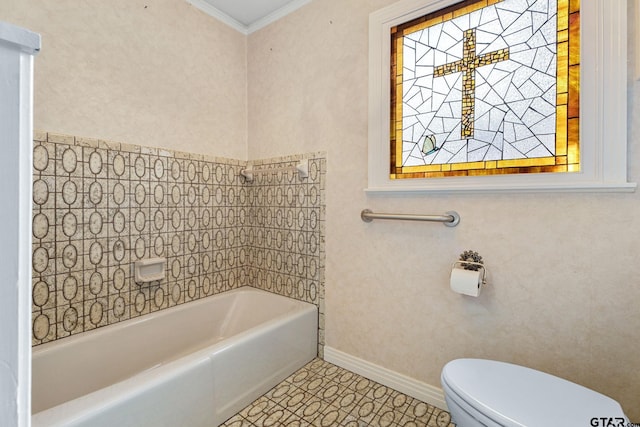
[32,286,314,357]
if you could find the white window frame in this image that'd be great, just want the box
[367,0,636,193]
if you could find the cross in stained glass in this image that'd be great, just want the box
[433,28,509,139]
[390,0,580,179]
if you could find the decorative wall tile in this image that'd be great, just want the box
[244,153,327,356]
[31,132,326,356]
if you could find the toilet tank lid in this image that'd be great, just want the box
[441,359,627,426]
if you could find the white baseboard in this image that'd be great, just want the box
[323,346,448,411]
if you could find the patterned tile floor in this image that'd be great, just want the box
[221,358,454,427]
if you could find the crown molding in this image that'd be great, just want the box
[187,0,249,34]
[247,0,311,33]
[187,0,311,35]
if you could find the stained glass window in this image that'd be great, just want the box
[390,0,579,179]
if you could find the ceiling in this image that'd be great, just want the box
[187,0,312,34]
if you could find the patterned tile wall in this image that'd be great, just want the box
[244,155,326,356]
[31,131,326,352]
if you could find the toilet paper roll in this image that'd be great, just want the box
[450,267,483,297]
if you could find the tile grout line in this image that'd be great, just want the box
[221,358,454,427]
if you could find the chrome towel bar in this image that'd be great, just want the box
[360,209,460,227]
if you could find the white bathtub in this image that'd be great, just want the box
[32,286,318,427]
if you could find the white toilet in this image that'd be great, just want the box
[441,359,629,426]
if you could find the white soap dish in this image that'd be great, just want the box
[133,257,166,283]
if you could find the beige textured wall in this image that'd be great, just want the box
[3,0,247,159]
[4,0,639,419]
[248,0,640,419]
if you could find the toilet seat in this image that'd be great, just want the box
[441,359,627,427]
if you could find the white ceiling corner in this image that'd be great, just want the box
[187,0,312,34]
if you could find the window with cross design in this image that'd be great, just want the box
[389,0,579,179]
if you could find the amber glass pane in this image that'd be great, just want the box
[390,0,580,179]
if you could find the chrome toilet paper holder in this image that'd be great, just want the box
[452,250,488,286]
[451,260,488,286]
